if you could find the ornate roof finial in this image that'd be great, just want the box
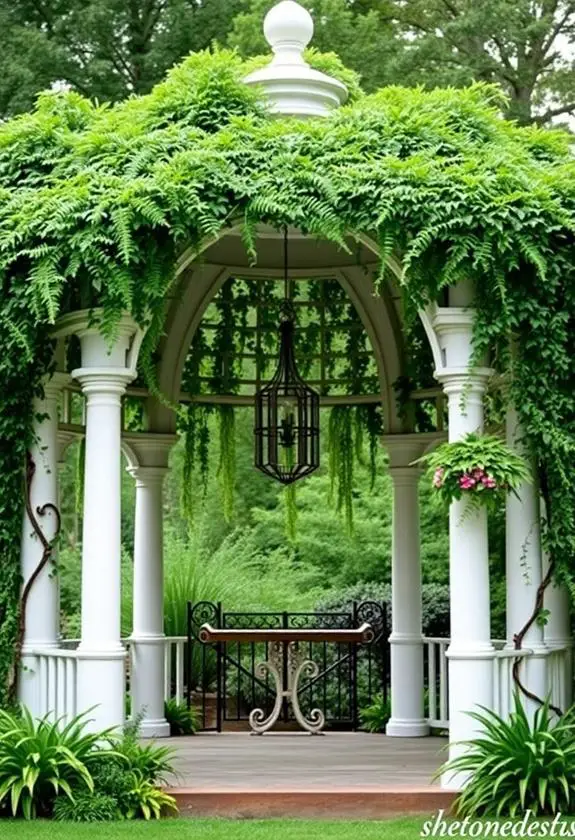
[264,0,314,65]
[244,0,348,118]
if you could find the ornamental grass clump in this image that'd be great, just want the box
[419,433,530,513]
[441,694,575,817]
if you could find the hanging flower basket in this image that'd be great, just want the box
[416,433,531,513]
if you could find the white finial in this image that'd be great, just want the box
[264,1,314,65]
[243,0,348,118]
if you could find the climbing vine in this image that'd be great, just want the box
[0,47,574,702]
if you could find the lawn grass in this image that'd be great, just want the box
[0,817,428,839]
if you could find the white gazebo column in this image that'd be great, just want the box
[384,437,429,737]
[125,433,177,738]
[71,314,138,732]
[432,300,494,789]
[505,407,547,716]
[19,372,69,715]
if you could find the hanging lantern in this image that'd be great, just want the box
[254,230,320,484]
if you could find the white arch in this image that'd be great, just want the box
[146,226,439,434]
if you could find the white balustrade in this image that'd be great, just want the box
[492,647,532,719]
[425,638,449,729]
[423,638,571,730]
[31,637,571,731]
[547,646,572,712]
[28,648,79,724]
[162,637,187,704]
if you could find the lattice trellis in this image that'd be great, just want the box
[181,276,380,401]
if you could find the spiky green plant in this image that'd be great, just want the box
[125,771,177,820]
[0,707,113,819]
[440,694,575,817]
[164,699,198,736]
[112,734,174,785]
[359,695,391,733]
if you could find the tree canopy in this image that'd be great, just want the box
[3,0,575,125]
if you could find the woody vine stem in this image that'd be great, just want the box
[9,452,61,704]
[511,468,562,717]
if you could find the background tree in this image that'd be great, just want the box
[231,0,575,125]
[229,0,400,92]
[2,0,574,125]
[0,0,247,116]
[390,0,575,125]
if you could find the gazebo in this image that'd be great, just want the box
[7,0,574,792]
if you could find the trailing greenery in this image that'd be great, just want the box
[419,433,531,515]
[217,406,236,523]
[328,406,355,533]
[442,694,575,817]
[179,275,381,535]
[0,46,574,700]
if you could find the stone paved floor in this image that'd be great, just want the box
[165,732,446,789]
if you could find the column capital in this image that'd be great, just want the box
[434,368,493,394]
[54,309,142,371]
[383,432,443,470]
[127,465,168,487]
[72,368,135,398]
[122,432,178,470]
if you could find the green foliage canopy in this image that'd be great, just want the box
[0,48,574,701]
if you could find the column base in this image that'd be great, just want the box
[386,718,430,738]
[77,649,126,732]
[139,718,171,739]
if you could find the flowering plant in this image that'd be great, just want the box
[417,433,530,513]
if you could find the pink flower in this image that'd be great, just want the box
[481,474,497,489]
[433,468,445,488]
[473,468,484,479]
[459,474,476,490]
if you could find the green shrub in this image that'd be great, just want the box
[359,695,390,733]
[125,771,177,820]
[53,792,119,822]
[89,755,134,815]
[0,708,111,818]
[54,727,178,821]
[165,699,198,736]
[112,726,175,784]
[441,694,575,817]
[316,582,451,637]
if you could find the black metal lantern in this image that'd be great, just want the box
[254,231,320,484]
